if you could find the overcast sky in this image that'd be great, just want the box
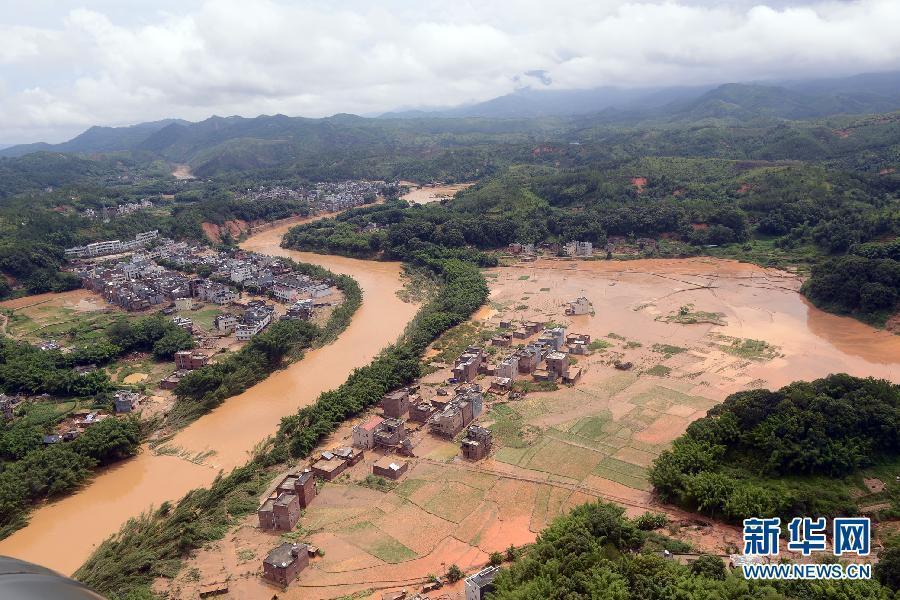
[1,0,899,144]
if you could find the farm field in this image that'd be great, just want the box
[164,256,900,600]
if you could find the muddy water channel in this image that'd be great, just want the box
[0,222,418,575]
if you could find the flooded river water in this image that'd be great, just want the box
[0,221,418,575]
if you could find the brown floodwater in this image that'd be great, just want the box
[502,257,900,387]
[0,221,417,575]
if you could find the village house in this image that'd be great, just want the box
[214,313,238,333]
[461,425,492,460]
[495,355,519,380]
[567,333,591,355]
[539,326,567,351]
[262,542,309,586]
[172,316,193,331]
[490,333,512,348]
[382,389,410,419]
[160,369,188,390]
[427,386,482,438]
[565,296,592,316]
[235,302,274,340]
[311,452,347,481]
[198,282,238,305]
[174,297,196,311]
[333,446,364,466]
[274,469,317,508]
[453,346,485,383]
[372,456,409,480]
[545,351,569,379]
[465,566,500,600]
[409,399,437,423]
[114,390,144,414]
[258,492,301,531]
[282,299,313,321]
[174,350,209,370]
[352,416,384,449]
[563,240,593,257]
[516,345,542,374]
[374,418,408,449]
[489,376,512,395]
[0,395,15,420]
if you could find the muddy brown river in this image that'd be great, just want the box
[0,221,418,575]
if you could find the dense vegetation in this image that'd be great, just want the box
[0,314,193,398]
[489,500,896,599]
[172,259,362,424]
[0,414,141,538]
[649,374,899,522]
[75,245,489,598]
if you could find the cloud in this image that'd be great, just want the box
[1,0,899,143]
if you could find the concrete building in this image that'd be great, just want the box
[495,355,519,380]
[333,446,364,467]
[374,418,407,449]
[311,455,347,481]
[563,240,593,257]
[174,350,209,370]
[565,296,592,316]
[262,542,308,586]
[372,456,409,480]
[539,327,566,351]
[567,333,591,355]
[214,313,237,333]
[276,469,317,508]
[465,566,500,600]
[258,492,301,531]
[409,400,437,423]
[382,389,410,419]
[352,416,384,449]
[545,351,569,379]
[453,346,484,383]
[114,390,143,414]
[461,425,492,460]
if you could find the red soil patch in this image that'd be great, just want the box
[879,168,896,176]
[833,129,852,138]
[631,177,648,193]
[691,223,709,231]
[201,219,249,244]
[737,183,752,194]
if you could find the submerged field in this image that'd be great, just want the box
[165,256,900,600]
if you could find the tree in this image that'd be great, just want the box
[446,564,463,583]
[489,551,503,567]
[690,554,727,580]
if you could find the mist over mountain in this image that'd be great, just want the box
[3,71,900,179]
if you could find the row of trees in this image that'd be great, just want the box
[649,374,899,522]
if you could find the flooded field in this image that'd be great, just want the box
[0,221,418,575]
[165,256,900,600]
[400,182,473,204]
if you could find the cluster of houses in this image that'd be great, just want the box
[81,199,154,220]
[236,179,388,213]
[507,240,595,259]
[64,230,160,259]
[255,380,496,589]
[485,322,590,391]
[44,408,113,444]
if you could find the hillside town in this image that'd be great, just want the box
[237,179,392,212]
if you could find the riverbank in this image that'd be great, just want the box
[0,221,418,575]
